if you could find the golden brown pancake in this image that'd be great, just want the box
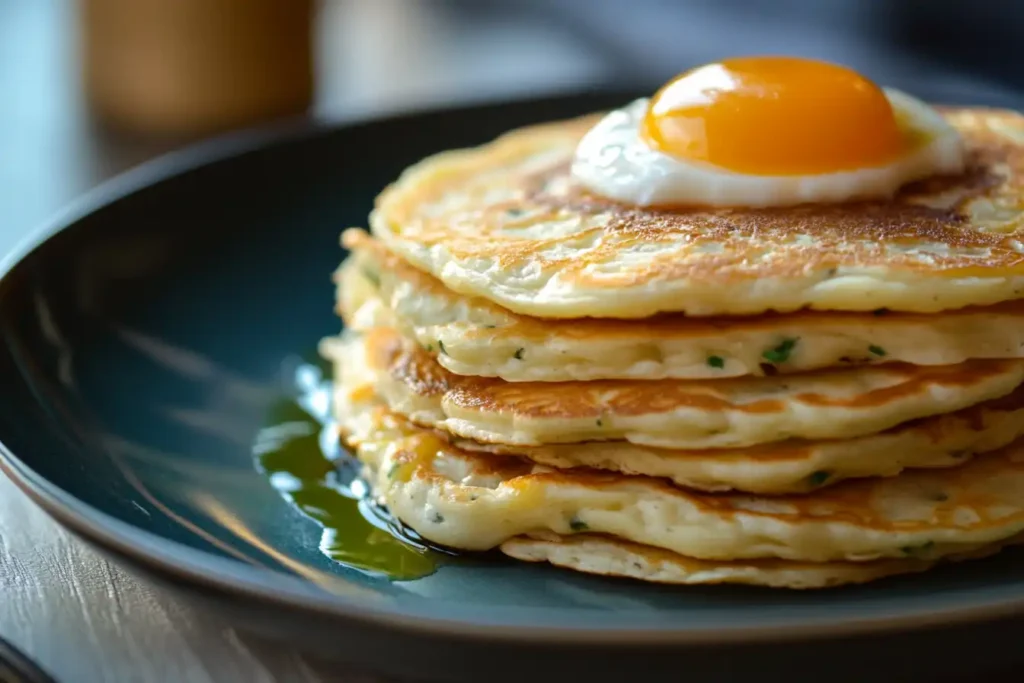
[340,227,1024,381]
[500,533,1018,589]
[323,326,1024,450]
[331,361,1024,566]
[451,386,1024,494]
[370,108,1024,318]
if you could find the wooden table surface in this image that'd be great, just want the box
[2,2,1022,682]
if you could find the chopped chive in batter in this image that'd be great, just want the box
[514,348,525,360]
[431,512,445,524]
[868,345,887,357]
[386,462,401,479]
[807,470,832,487]
[595,418,604,427]
[438,340,448,355]
[901,540,935,557]
[569,517,589,532]
[707,355,725,369]
[762,338,798,364]
[360,266,381,287]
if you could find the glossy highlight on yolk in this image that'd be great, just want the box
[640,56,911,175]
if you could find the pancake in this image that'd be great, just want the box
[369,108,1024,319]
[340,228,1024,381]
[332,360,1024,564]
[322,327,1024,450]
[452,386,1024,493]
[500,534,1015,589]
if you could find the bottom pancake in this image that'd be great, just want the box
[501,534,1014,589]
[327,333,1024,570]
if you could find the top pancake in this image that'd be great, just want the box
[370,107,1024,318]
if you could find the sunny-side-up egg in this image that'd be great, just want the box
[571,56,966,207]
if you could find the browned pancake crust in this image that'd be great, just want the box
[364,326,1023,420]
[372,108,1024,317]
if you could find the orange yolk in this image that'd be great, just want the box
[640,56,911,175]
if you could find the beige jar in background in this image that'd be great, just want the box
[79,0,315,138]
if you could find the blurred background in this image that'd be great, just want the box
[4,0,1024,245]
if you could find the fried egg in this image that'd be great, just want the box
[571,56,966,207]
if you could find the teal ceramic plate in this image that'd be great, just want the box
[3,91,1024,683]
[0,636,57,683]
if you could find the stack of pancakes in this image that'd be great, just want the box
[322,108,1024,588]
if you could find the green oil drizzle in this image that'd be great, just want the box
[254,360,444,580]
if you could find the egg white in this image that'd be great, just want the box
[570,89,966,208]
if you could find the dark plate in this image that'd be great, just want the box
[3,90,1024,683]
[0,637,57,683]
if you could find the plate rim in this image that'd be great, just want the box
[3,89,1024,646]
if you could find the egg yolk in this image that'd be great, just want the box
[640,56,911,175]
